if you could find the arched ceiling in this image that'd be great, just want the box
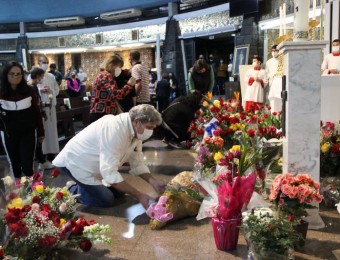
[0,0,178,23]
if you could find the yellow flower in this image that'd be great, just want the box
[35,185,44,193]
[206,92,213,99]
[230,124,238,131]
[230,145,241,152]
[59,218,67,227]
[321,143,330,153]
[233,158,240,165]
[7,197,23,209]
[202,101,209,107]
[61,188,68,195]
[213,100,221,108]
[214,152,224,162]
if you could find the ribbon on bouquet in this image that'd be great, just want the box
[204,118,218,137]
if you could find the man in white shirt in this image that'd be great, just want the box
[53,104,165,208]
[77,67,87,93]
[322,39,340,75]
[265,45,282,113]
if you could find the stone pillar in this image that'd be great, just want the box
[15,22,30,70]
[280,40,327,229]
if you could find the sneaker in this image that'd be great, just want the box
[38,161,55,170]
[168,140,182,149]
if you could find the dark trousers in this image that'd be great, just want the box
[157,96,169,112]
[2,130,35,178]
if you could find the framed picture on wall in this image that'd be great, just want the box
[232,44,250,75]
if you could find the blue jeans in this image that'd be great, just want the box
[60,167,120,207]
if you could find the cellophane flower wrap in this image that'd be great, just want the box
[0,173,111,259]
[269,173,323,221]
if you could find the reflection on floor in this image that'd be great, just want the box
[1,139,340,259]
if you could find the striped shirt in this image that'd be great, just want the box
[131,63,150,103]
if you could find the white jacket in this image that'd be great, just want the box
[53,113,150,186]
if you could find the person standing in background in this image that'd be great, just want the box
[168,72,179,102]
[49,63,63,86]
[37,55,60,169]
[322,39,340,75]
[155,73,171,112]
[77,67,87,94]
[66,70,82,97]
[130,51,150,105]
[208,54,218,95]
[188,59,214,95]
[0,61,44,178]
[216,59,228,95]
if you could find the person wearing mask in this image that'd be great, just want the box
[90,54,136,123]
[0,61,44,178]
[77,67,87,94]
[53,104,165,208]
[322,39,340,75]
[48,63,63,86]
[161,91,203,149]
[216,59,228,95]
[155,73,171,112]
[169,72,179,102]
[207,54,218,95]
[244,55,268,113]
[66,70,81,97]
[130,51,150,105]
[37,55,60,169]
[188,59,214,95]
[265,45,281,113]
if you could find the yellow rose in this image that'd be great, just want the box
[202,101,209,107]
[7,197,23,209]
[59,218,67,227]
[213,100,221,108]
[230,124,237,131]
[61,189,68,195]
[230,145,240,152]
[214,152,224,162]
[35,185,45,193]
[321,143,330,153]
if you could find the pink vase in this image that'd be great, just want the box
[211,216,242,251]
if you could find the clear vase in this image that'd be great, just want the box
[211,216,241,251]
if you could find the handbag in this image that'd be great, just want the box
[114,100,124,114]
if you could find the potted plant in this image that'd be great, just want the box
[242,208,300,260]
[269,173,323,246]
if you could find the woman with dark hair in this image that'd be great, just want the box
[0,61,44,178]
[160,91,203,148]
[188,59,215,95]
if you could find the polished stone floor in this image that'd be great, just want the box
[1,139,340,259]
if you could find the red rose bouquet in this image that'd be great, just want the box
[1,174,111,259]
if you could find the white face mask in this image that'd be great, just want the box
[137,122,153,141]
[272,51,278,58]
[220,60,223,64]
[41,64,48,71]
[114,67,122,77]
[332,46,340,53]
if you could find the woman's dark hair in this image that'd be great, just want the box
[0,61,29,98]
[193,59,209,72]
[175,91,202,110]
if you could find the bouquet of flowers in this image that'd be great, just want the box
[0,174,111,259]
[242,208,300,258]
[320,121,340,176]
[269,173,323,221]
[146,171,205,230]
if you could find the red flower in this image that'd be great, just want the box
[51,168,61,178]
[288,215,295,222]
[38,235,57,248]
[4,208,24,224]
[247,129,255,137]
[0,249,4,257]
[56,192,64,200]
[8,220,29,238]
[79,239,92,252]
[32,195,41,204]
[40,204,52,213]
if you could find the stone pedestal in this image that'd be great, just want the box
[279,41,327,229]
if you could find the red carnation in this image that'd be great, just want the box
[247,129,255,137]
[79,239,92,252]
[32,195,41,204]
[8,220,29,238]
[51,168,61,178]
[56,192,64,201]
[38,235,57,248]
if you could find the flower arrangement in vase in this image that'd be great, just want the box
[269,173,323,246]
[0,174,111,259]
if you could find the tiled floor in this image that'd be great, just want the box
[1,139,340,259]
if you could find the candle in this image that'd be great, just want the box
[294,0,309,40]
[313,0,317,20]
[279,5,283,37]
[283,3,287,35]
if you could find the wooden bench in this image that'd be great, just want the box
[56,97,90,142]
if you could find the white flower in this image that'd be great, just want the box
[31,203,40,211]
[336,203,340,214]
[2,176,14,186]
[59,202,68,213]
[48,94,53,99]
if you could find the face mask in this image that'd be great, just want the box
[71,74,76,78]
[114,67,122,77]
[209,59,213,62]
[253,62,258,67]
[272,51,278,58]
[137,122,153,141]
[41,64,48,71]
[332,46,340,53]
[220,60,223,64]
[79,69,83,73]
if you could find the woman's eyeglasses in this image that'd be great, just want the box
[8,72,22,77]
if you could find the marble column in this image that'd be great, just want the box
[279,40,327,229]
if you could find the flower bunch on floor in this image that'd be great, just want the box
[1,174,111,259]
[269,173,323,221]
[320,121,340,176]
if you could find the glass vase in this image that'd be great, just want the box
[211,216,242,251]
